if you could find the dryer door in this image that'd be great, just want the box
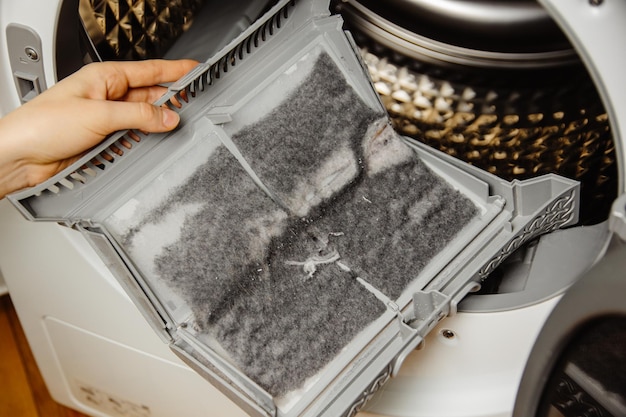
[513,235,626,417]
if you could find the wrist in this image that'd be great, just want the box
[0,112,35,199]
[0,161,29,199]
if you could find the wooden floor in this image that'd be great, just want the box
[0,295,90,417]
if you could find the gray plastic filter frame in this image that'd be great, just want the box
[7,0,580,416]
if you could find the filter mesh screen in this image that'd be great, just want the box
[106,52,478,398]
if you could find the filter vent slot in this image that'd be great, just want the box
[39,131,143,196]
[165,0,297,107]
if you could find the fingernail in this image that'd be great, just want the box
[162,109,180,129]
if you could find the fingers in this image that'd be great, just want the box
[64,59,197,101]
[47,59,196,112]
[101,59,198,100]
[120,59,198,88]
[121,84,188,108]
[121,85,170,104]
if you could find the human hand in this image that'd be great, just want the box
[0,59,197,199]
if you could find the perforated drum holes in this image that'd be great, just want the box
[358,46,615,225]
[79,0,205,61]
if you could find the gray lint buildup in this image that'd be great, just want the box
[115,52,478,398]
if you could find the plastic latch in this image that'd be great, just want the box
[6,24,47,103]
[391,290,450,376]
[412,290,449,322]
[609,194,626,242]
[391,320,424,377]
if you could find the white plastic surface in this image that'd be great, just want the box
[0,0,60,114]
[57,225,129,300]
[43,316,247,417]
[361,297,559,417]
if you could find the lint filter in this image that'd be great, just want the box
[8,1,580,416]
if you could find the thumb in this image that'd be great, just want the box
[101,101,181,134]
[159,107,181,130]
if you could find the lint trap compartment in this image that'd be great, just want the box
[8,1,580,416]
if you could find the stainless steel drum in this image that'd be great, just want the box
[79,0,205,61]
[334,0,616,225]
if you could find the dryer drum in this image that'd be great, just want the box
[79,0,205,60]
[77,0,617,225]
[336,0,617,225]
